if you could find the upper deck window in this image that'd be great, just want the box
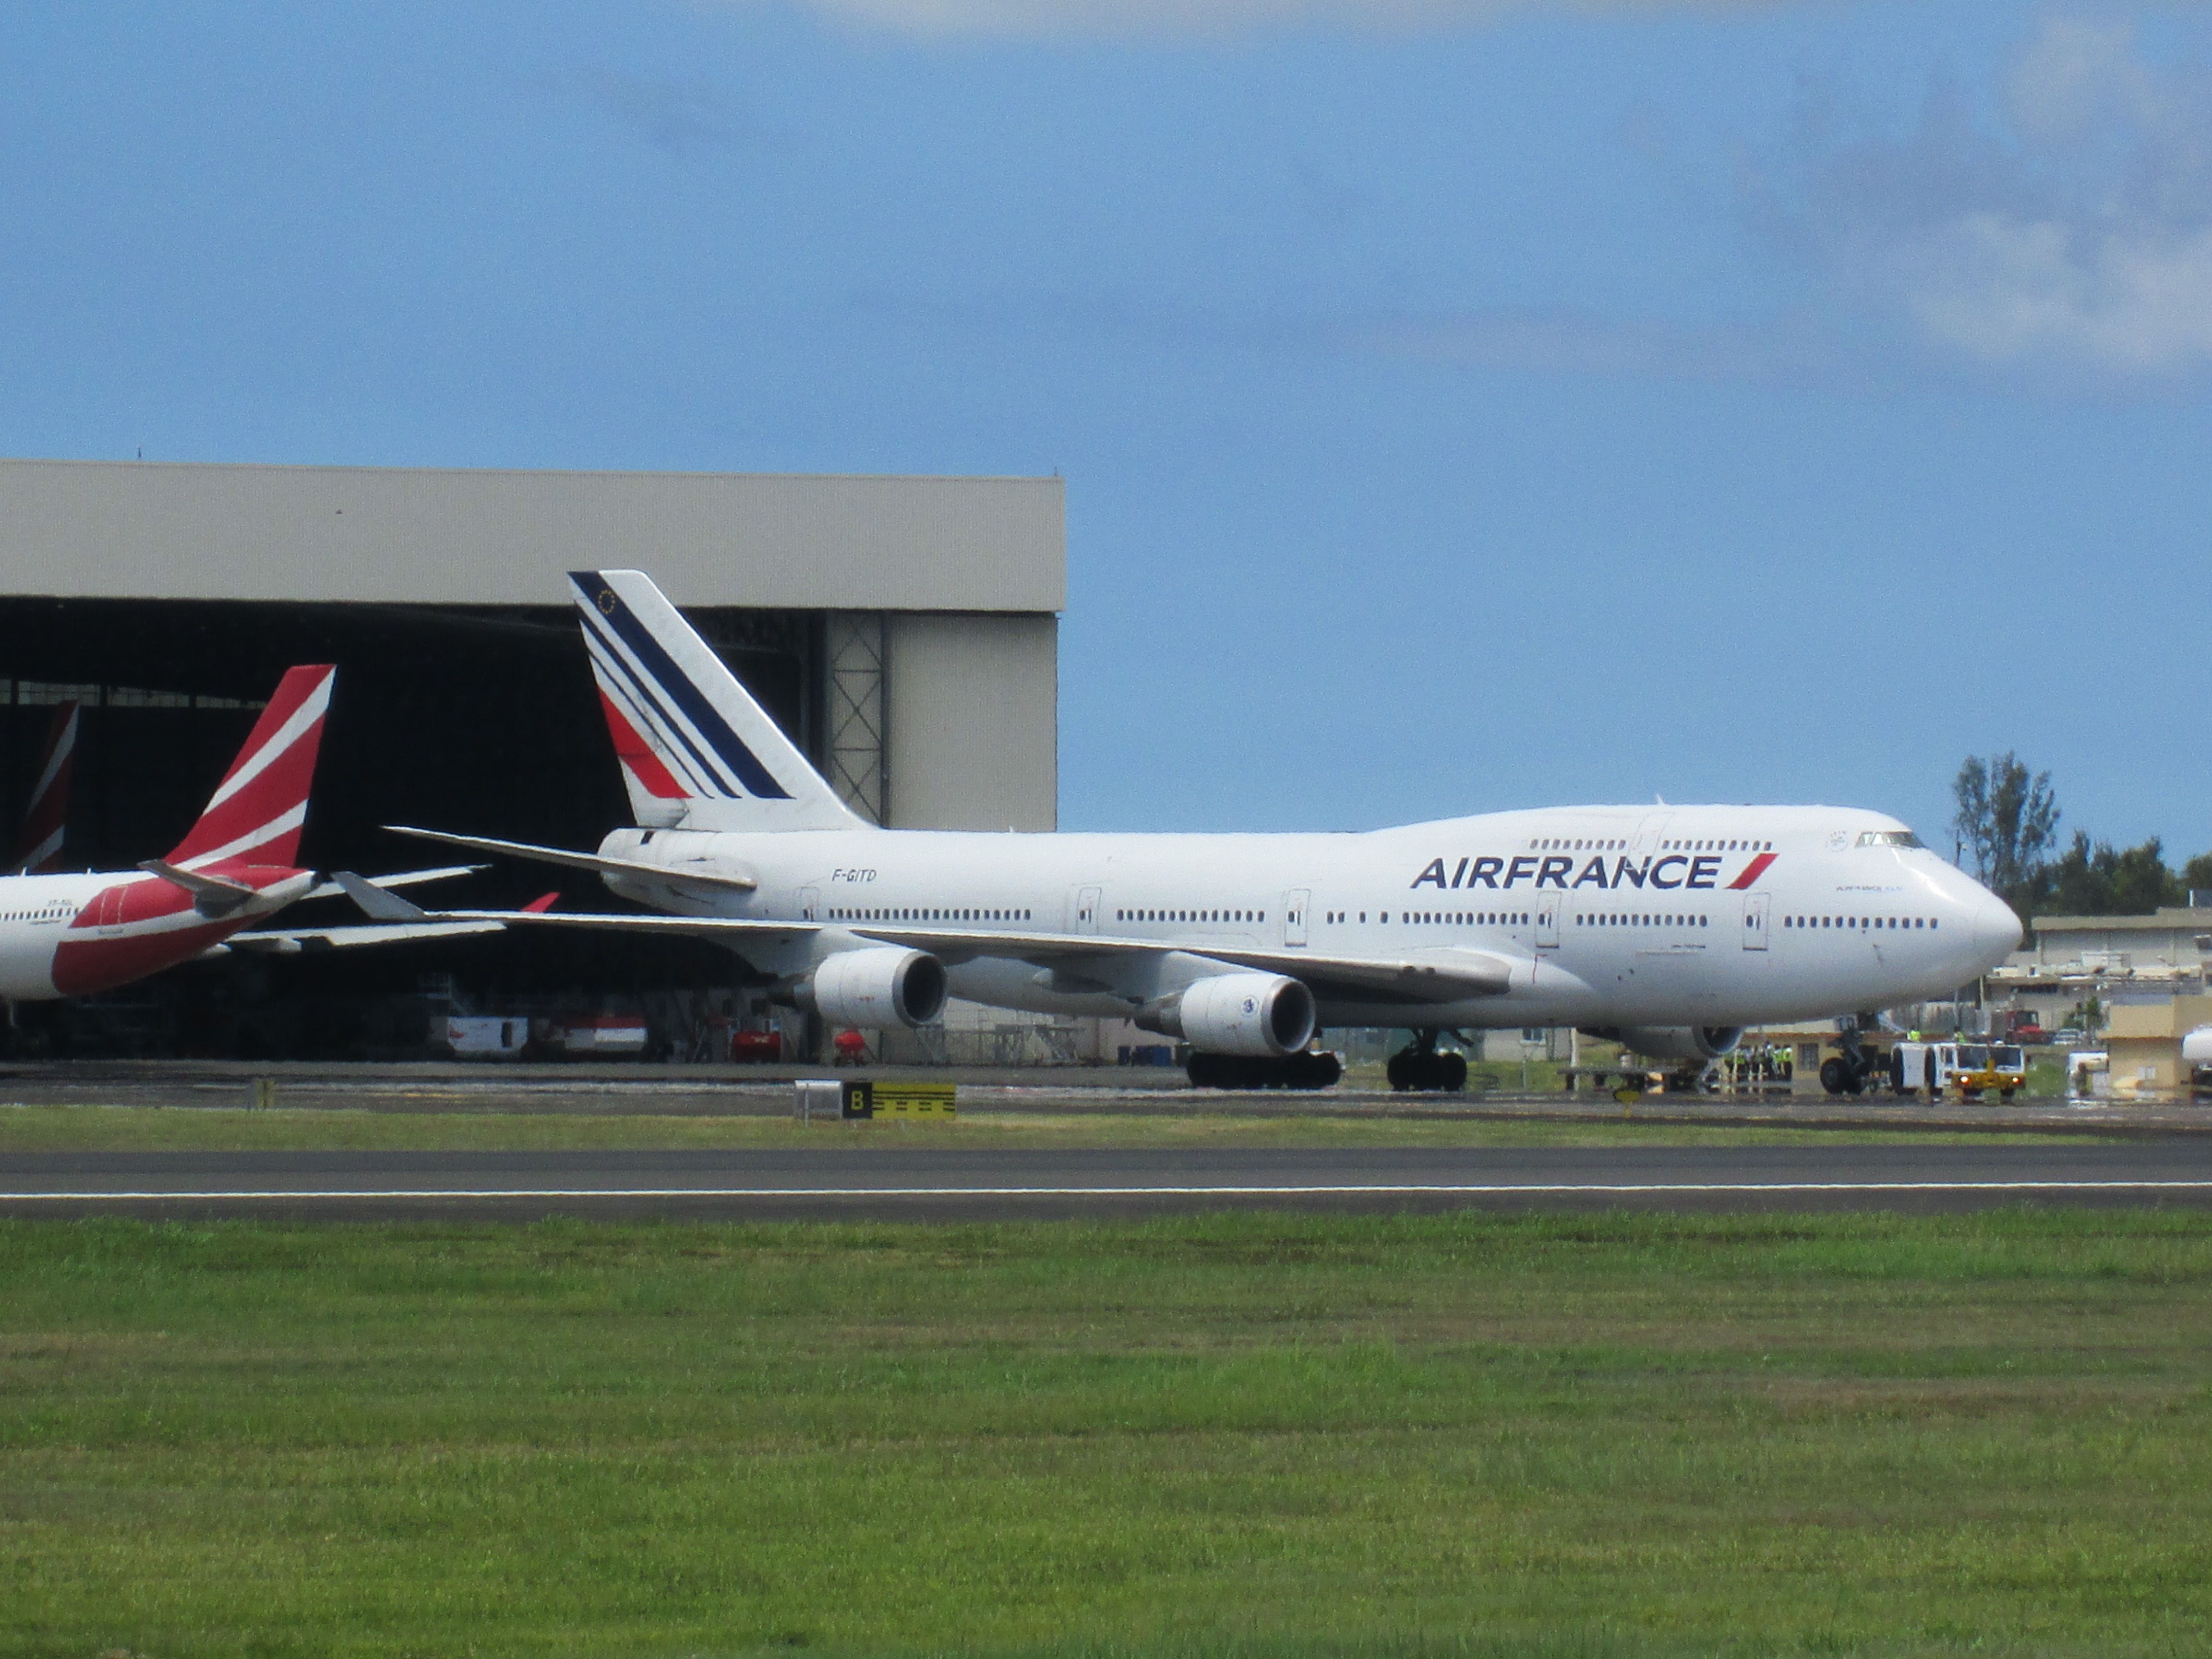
[1856,830,1924,849]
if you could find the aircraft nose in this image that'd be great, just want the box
[1967,889,2024,969]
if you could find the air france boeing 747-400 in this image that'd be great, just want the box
[393,570,2024,1091]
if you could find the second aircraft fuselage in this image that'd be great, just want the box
[586,802,2022,1030]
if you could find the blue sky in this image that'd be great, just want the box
[5,2,2210,851]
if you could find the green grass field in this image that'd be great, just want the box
[5,1209,2211,1657]
[0,1104,2065,1154]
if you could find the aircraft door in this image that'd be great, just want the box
[1282,889,1310,948]
[1634,811,1672,853]
[799,886,820,923]
[1741,893,1769,951]
[1071,886,1101,935]
[1535,897,1560,950]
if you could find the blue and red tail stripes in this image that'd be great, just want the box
[568,571,859,832]
[573,573,791,803]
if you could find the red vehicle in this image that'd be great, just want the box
[729,1028,783,1063]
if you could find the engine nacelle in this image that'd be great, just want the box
[1587,1025,1745,1064]
[1136,973,1315,1058]
[799,947,948,1029]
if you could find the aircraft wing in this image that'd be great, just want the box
[421,908,1517,1004]
[301,865,483,902]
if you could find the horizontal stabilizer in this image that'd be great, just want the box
[137,859,260,918]
[385,825,759,894]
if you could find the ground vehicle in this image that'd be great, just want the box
[2185,1026,2212,1098]
[1891,1041,2028,1101]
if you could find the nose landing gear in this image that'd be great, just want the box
[1386,1029,1470,1093]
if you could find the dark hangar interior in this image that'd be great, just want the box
[0,459,1064,1059]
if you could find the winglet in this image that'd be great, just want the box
[334,870,430,923]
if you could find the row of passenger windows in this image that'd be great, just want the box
[1576,913,1708,928]
[1324,910,1529,926]
[1117,908,1263,924]
[1527,836,1775,854]
[1785,914,1936,931]
[2,905,73,922]
[829,906,1033,924]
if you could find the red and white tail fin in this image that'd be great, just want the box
[12,699,79,874]
[166,666,337,869]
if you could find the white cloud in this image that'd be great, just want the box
[1755,16,2212,382]
[1901,215,2212,373]
[758,0,1777,38]
[2002,16,2159,142]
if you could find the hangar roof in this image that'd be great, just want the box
[0,458,1064,613]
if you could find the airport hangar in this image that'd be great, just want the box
[0,457,1063,1057]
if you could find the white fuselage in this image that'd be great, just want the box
[587,803,2021,1031]
[0,868,311,1002]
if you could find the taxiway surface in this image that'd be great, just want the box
[6,1141,2212,1219]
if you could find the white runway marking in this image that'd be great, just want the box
[2,1179,2211,1202]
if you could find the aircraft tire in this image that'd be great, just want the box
[1190,1051,1342,1091]
[1819,1057,1850,1096]
[1186,1053,1232,1090]
[1290,1050,1344,1090]
[1439,1052,1468,1092]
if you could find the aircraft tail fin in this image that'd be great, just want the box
[12,699,79,874]
[569,570,860,832]
[165,665,337,868]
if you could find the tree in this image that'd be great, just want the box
[1952,753,2060,906]
[2183,852,2212,902]
[2042,830,2184,916]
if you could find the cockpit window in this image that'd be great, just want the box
[1856,830,1924,849]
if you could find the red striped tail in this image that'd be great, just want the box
[13,699,79,874]
[166,666,337,869]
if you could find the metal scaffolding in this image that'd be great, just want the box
[824,611,887,826]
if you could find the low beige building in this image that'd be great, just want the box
[2104,995,2212,1095]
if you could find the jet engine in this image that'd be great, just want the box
[1586,1025,1745,1063]
[1136,973,1315,1058]
[798,947,948,1029]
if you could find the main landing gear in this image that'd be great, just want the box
[1817,1023,1880,1097]
[1387,1029,1469,1093]
[1186,1050,1344,1091]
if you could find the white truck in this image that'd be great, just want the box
[1889,1041,2028,1101]
[2184,1026,2212,1098]
[441,1015,532,1060]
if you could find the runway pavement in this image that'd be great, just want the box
[6,1140,2212,1219]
